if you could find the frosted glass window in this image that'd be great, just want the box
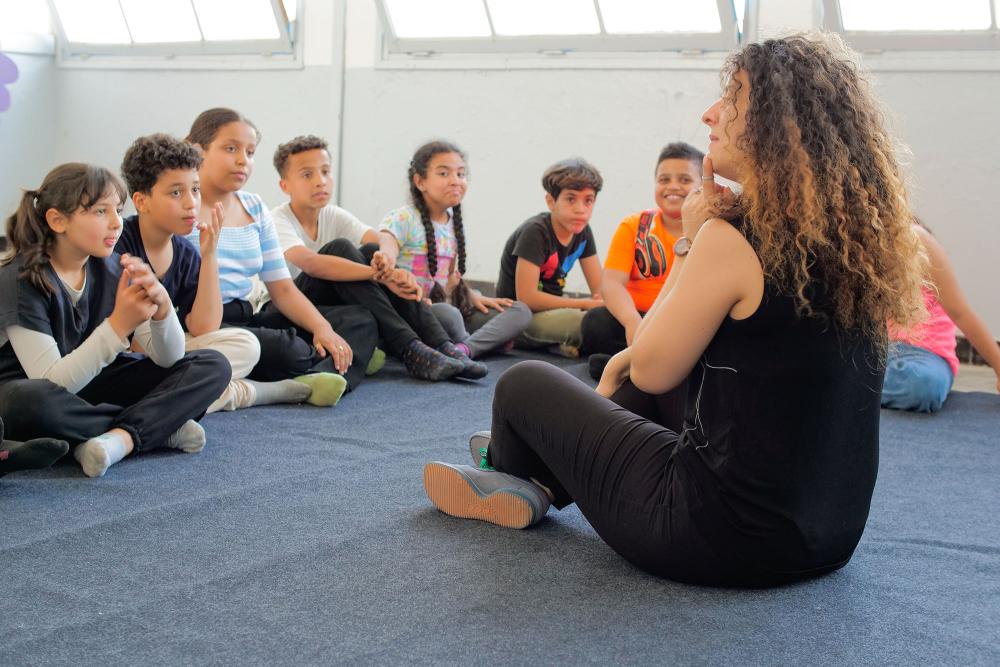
[0,0,51,35]
[120,0,201,44]
[52,0,130,44]
[487,0,600,36]
[384,0,491,38]
[598,0,722,34]
[192,0,281,41]
[839,0,992,31]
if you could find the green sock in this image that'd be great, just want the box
[365,348,386,376]
[293,372,348,407]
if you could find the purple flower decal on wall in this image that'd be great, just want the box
[0,52,19,113]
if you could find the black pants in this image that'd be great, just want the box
[224,298,377,390]
[293,239,450,353]
[485,360,741,586]
[580,306,645,356]
[0,350,230,451]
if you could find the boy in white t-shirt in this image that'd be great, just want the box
[270,136,486,381]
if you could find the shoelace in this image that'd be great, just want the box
[477,447,494,471]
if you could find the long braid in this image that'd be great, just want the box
[410,191,446,303]
[449,204,475,316]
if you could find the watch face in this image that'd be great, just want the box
[673,236,692,256]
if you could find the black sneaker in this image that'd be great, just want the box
[437,341,489,380]
[588,353,612,381]
[400,339,464,381]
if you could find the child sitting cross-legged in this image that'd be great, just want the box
[117,133,330,411]
[495,158,605,358]
[268,135,473,382]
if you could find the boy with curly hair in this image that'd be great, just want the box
[116,133,327,411]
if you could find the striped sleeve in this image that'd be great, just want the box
[241,193,291,283]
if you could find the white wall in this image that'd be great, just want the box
[0,0,998,331]
[0,52,58,220]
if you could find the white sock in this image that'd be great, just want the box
[245,379,312,407]
[74,432,128,478]
[165,420,206,454]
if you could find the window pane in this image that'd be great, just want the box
[839,0,992,31]
[282,0,297,22]
[121,0,202,43]
[734,0,745,33]
[598,0,721,34]
[192,0,281,41]
[52,0,130,43]
[0,0,51,35]
[384,0,490,38]
[487,0,600,36]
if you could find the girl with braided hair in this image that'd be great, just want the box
[377,141,530,364]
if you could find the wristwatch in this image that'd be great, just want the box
[672,236,692,257]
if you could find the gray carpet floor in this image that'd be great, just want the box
[1,352,997,665]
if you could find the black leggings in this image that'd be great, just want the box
[293,240,451,354]
[486,360,743,586]
[223,299,377,390]
[0,350,230,451]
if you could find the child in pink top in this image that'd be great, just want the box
[882,223,1000,412]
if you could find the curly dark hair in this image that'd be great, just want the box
[408,139,474,315]
[721,32,926,344]
[656,142,704,173]
[3,163,125,294]
[273,135,329,177]
[541,158,603,200]
[121,134,203,196]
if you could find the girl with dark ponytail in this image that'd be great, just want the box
[377,141,530,361]
[0,163,230,477]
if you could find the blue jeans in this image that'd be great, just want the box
[881,342,954,413]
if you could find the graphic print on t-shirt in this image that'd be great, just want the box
[537,240,588,292]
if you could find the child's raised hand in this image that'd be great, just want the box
[197,203,224,256]
[108,268,158,339]
[119,255,172,321]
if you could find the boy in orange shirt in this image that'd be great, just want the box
[582,142,704,379]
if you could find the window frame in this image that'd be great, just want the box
[821,0,1000,51]
[376,0,744,56]
[47,0,299,62]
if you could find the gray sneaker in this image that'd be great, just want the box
[468,431,492,469]
[422,462,551,529]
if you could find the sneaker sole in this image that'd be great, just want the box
[423,462,535,529]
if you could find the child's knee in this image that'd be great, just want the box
[508,301,533,329]
[0,380,60,428]
[318,238,363,261]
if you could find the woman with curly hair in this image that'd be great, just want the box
[421,33,927,587]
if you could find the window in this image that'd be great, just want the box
[0,0,54,53]
[823,0,1000,50]
[377,0,745,55]
[48,0,299,58]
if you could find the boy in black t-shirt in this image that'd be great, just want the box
[117,133,327,411]
[496,158,604,357]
